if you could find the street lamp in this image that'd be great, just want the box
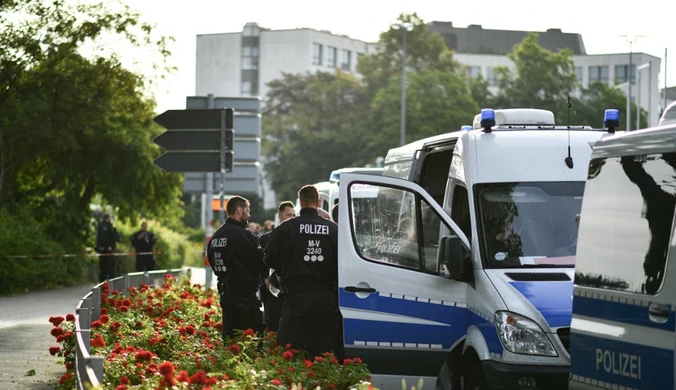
[619,34,645,130]
[614,82,630,130]
[391,22,414,146]
[636,62,651,129]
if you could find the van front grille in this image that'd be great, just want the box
[505,272,571,282]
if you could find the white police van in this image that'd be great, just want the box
[336,108,617,390]
[569,119,676,390]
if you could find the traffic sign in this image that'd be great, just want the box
[153,151,234,173]
[152,108,234,173]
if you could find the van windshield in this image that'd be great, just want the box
[476,181,584,269]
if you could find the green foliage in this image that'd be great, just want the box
[263,71,370,202]
[0,0,192,291]
[0,207,97,295]
[574,82,648,130]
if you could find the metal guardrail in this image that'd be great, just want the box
[74,268,190,390]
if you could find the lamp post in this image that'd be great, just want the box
[636,62,651,129]
[620,35,644,130]
[391,22,414,146]
[614,82,630,130]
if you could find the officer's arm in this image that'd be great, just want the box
[206,238,215,268]
[264,226,286,271]
[241,230,268,278]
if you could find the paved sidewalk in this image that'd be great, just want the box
[0,267,214,389]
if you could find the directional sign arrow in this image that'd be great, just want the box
[153,151,233,173]
[152,130,233,152]
[153,109,233,130]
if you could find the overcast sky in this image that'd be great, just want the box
[96,0,675,114]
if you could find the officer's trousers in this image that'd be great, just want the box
[98,252,116,283]
[276,290,337,359]
[220,293,263,341]
[135,254,155,272]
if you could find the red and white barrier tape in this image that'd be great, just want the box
[3,249,204,259]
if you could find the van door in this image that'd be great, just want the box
[570,152,676,389]
[337,173,471,377]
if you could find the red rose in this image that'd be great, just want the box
[271,379,282,386]
[282,351,293,361]
[242,328,255,337]
[48,346,60,356]
[65,313,75,322]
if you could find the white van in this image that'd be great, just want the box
[336,108,618,389]
[569,123,676,390]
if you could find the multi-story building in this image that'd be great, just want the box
[428,22,662,127]
[196,22,373,104]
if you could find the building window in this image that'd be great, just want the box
[589,66,609,85]
[241,81,252,96]
[486,66,498,86]
[340,49,351,71]
[327,47,337,68]
[575,66,584,86]
[242,46,258,70]
[615,64,636,85]
[467,66,481,79]
[312,43,323,65]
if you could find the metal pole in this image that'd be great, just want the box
[206,94,215,228]
[665,48,668,114]
[400,28,407,146]
[649,60,652,127]
[637,69,641,130]
[628,48,633,130]
[219,110,226,225]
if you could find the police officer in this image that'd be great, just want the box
[206,196,268,340]
[131,221,157,272]
[258,201,296,332]
[264,185,338,358]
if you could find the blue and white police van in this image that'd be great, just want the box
[569,116,676,390]
[336,108,617,390]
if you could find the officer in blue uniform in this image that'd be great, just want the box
[264,185,339,358]
[206,196,268,340]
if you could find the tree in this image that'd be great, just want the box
[0,0,182,248]
[262,71,369,202]
[574,82,648,130]
[357,13,459,98]
[492,32,578,118]
[366,69,478,155]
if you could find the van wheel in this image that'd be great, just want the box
[464,359,489,390]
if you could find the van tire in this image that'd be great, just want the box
[464,358,489,390]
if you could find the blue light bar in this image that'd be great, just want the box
[480,108,495,132]
[604,109,620,129]
[461,125,472,131]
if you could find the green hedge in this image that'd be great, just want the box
[0,209,97,295]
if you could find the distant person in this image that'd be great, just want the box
[131,221,157,272]
[96,213,120,282]
[207,196,268,340]
[263,220,275,233]
[258,201,296,332]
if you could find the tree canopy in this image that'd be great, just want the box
[0,0,184,250]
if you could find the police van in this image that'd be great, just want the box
[335,108,617,389]
[568,121,676,390]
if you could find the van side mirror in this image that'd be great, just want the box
[439,235,471,281]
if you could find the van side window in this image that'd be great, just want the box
[575,153,676,294]
[350,184,420,270]
[450,185,472,242]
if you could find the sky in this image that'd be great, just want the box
[102,0,676,114]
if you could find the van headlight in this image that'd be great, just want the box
[494,311,557,356]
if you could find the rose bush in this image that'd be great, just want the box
[48,274,376,390]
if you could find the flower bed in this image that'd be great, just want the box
[48,274,376,390]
